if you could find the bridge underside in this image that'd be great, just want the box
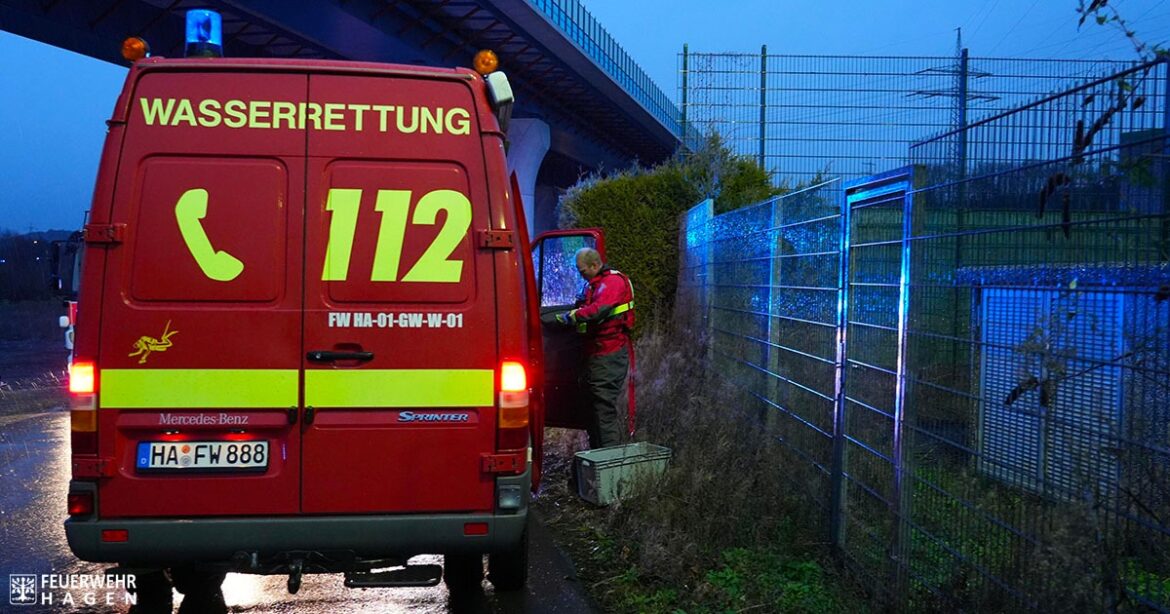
[1,0,678,233]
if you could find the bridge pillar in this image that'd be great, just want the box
[506,118,550,237]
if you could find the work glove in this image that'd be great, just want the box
[554,310,577,326]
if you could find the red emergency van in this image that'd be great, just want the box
[63,40,610,601]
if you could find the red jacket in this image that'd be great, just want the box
[573,266,634,356]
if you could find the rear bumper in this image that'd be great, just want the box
[65,472,529,565]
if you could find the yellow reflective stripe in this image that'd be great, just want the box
[575,300,634,334]
[100,369,298,409]
[306,369,493,408]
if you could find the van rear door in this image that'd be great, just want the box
[300,74,498,514]
[96,70,307,518]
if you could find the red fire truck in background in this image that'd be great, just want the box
[51,231,82,368]
[60,9,610,608]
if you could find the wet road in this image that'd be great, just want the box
[0,408,599,613]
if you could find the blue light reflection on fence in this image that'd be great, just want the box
[679,57,1170,611]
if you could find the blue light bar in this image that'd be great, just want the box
[185,9,223,58]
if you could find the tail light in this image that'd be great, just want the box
[500,361,526,392]
[69,361,98,455]
[497,361,529,451]
[68,492,94,516]
[69,361,94,394]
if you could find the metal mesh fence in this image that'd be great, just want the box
[677,178,845,527]
[678,58,1170,611]
[679,50,1137,190]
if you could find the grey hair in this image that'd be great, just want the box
[575,247,602,267]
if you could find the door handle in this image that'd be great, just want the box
[287,406,297,425]
[307,350,374,363]
[304,406,315,426]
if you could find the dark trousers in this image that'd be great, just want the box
[585,346,629,449]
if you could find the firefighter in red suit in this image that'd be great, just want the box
[555,247,635,449]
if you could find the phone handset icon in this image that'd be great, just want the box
[174,188,245,282]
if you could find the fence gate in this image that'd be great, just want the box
[834,169,915,603]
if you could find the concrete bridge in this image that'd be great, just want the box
[0,0,682,233]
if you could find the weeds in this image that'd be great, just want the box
[535,320,865,613]
[702,548,843,613]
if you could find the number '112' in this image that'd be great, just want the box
[322,188,472,283]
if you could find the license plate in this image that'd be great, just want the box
[136,441,268,472]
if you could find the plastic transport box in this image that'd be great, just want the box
[574,442,672,506]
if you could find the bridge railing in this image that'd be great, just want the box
[527,0,683,140]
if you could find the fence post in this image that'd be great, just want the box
[952,47,970,376]
[830,186,852,551]
[759,45,767,169]
[681,43,689,148]
[703,199,715,363]
[890,175,916,606]
[1162,57,1169,262]
[956,48,969,183]
[765,197,781,430]
[955,46,970,259]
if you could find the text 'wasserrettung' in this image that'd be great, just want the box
[138,97,472,135]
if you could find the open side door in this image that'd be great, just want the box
[530,228,606,430]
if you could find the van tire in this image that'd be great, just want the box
[171,566,226,614]
[443,553,483,594]
[126,569,173,614]
[487,526,528,591]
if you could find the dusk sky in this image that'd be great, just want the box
[2,0,1168,232]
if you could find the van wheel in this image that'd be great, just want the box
[443,553,483,594]
[171,566,226,614]
[488,526,528,591]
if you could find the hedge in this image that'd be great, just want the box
[558,135,784,329]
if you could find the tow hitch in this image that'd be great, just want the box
[287,558,304,594]
[230,551,433,591]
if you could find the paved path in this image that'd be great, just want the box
[0,409,599,613]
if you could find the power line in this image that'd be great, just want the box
[988,0,1043,55]
[681,51,1138,183]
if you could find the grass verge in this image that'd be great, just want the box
[0,385,68,417]
[533,321,868,613]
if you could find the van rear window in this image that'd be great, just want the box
[537,234,597,307]
[129,157,288,303]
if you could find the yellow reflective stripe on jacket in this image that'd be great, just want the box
[306,369,493,408]
[100,369,298,409]
[606,270,634,320]
[575,300,634,332]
